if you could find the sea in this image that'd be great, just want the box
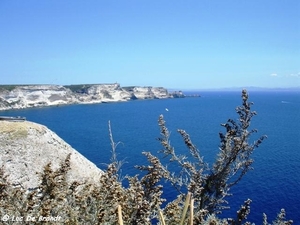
[2,90,300,224]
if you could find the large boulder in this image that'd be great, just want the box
[0,120,103,190]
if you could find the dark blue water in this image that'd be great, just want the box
[2,91,300,223]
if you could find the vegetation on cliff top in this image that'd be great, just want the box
[0,85,28,92]
[63,84,94,93]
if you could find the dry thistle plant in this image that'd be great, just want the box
[0,90,293,224]
[153,89,268,223]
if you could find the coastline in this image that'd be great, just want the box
[0,83,185,111]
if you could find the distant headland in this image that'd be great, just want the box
[0,83,187,111]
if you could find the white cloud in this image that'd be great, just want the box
[289,73,300,77]
[270,72,300,78]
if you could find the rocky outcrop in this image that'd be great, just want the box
[0,83,177,111]
[124,86,169,99]
[71,83,132,103]
[0,85,76,111]
[0,120,103,190]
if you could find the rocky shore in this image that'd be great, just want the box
[0,83,184,111]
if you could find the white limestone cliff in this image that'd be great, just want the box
[128,86,169,99]
[0,120,103,190]
[0,85,76,110]
[0,83,177,111]
[77,83,132,103]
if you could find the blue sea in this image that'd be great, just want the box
[2,90,300,223]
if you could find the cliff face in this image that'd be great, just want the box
[75,83,132,103]
[0,120,103,190]
[128,86,169,99]
[0,83,176,111]
[0,85,76,110]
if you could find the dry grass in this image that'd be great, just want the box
[0,121,45,139]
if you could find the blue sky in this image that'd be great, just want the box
[0,1,299,89]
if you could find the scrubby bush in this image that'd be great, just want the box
[0,90,293,224]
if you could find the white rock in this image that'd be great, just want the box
[0,83,173,111]
[0,120,103,190]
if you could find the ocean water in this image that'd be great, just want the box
[2,91,300,223]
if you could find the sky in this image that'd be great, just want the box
[0,1,299,90]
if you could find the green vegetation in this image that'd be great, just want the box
[122,86,136,91]
[0,90,293,224]
[63,84,93,93]
[0,85,25,92]
[101,90,113,99]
